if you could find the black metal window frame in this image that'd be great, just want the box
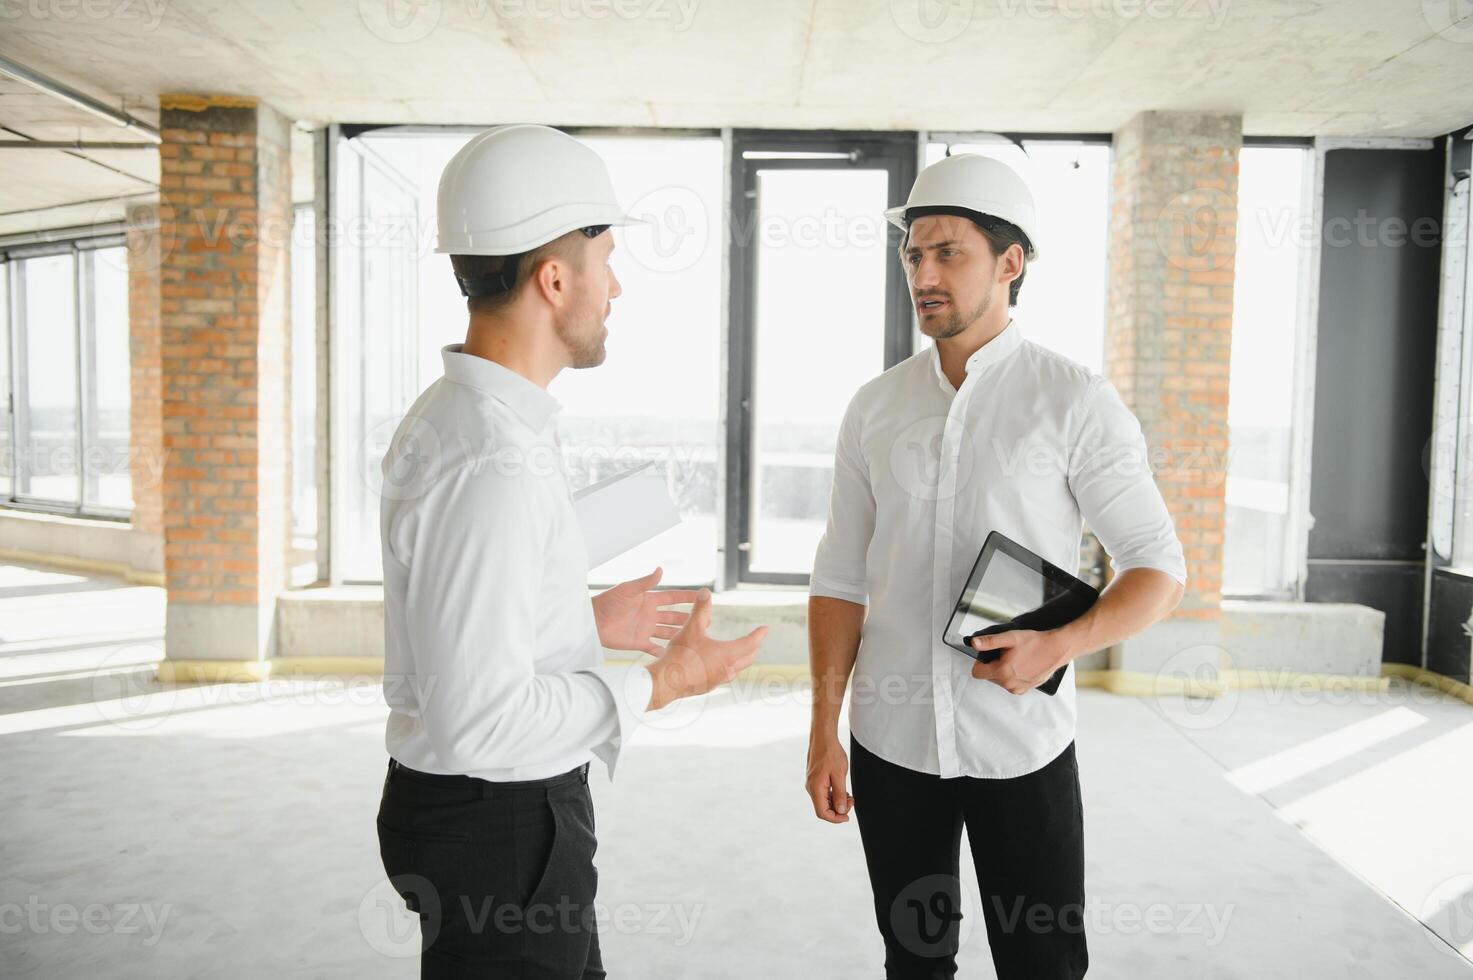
[723,130,920,588]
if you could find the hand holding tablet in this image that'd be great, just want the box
[942,531,1099,697]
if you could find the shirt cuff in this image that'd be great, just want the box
[808,577,869,606]
[582,663,654,780]
[1112,559,1188,589]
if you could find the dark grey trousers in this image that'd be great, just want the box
[377,757,605,979]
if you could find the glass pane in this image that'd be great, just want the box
[1451,181,1473,569]
[84,247,132,512]
[335,144,419,582]
[0,263,10,499]
[558,136,723,587]
[1223,146,1310,595]
[923,141,1111,372]
[748,168,889,575]
[18,253,79,504]
[290,206,319,584]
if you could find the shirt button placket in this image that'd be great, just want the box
[931,390,970,779]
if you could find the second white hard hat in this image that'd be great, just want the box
[436,124,639,256]
[884,154,1041,260]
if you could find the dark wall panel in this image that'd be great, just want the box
[1306,144,1444,665]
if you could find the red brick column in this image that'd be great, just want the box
[158,94,292,668]
[1104,111,1240,673]
[126,202,164,580]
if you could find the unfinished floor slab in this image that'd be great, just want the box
[0,561,1469,978]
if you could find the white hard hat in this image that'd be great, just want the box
[884,154,1041,260]
[435,124,639,256]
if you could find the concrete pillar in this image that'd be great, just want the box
[1104,110,1241,675]
[157,94,292,671]
[126,202,164,580]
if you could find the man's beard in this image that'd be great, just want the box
[555,304,607,369]
[921,288,991,340]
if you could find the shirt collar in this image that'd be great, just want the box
[929,317,1023,391]
[441,344,562,432]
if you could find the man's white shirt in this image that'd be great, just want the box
[379,345,653,782]
[810,319,1187,779]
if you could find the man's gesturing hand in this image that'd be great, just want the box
[644,589,767,710]
[591,566,700,654]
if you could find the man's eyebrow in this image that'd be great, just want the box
[905,239,960,252]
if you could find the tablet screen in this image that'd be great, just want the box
[954,548,1045,637]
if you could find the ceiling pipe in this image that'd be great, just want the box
[0,53,160,144]
[0,140,157,149]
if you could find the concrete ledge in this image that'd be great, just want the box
[277,586,385,659]
[270,590,1394,685]
[1222,599,1384,676]
[0,509,162,585]
[1108,617,1223,675]
[1076,668,1227,698]
[274,585,816,663]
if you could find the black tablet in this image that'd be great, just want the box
[942,531,1098,696]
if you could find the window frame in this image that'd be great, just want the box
[725,129,921,587]
[0,230,130,522]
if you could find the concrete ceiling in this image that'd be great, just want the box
[1,0,1471,233]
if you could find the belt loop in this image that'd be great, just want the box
[480,780,495,802]
[579,763,589,784]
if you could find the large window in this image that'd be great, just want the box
[1,238,131,517]
[1222,145,1313,596]
[325,129,1116,589]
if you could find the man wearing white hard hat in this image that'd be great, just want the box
[805,153,1187,978]
[375,125,768,977]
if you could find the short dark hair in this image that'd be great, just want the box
[449,228,595,317]
[901,208,1032,308]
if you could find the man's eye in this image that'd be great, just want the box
[940,249,957,258]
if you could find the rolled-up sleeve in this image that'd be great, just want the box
[810,395,876,605]
[402,464,646,775]
[1066,378,1188,588]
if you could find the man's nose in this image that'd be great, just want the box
[912,256,941,290]
[608,267,623,300]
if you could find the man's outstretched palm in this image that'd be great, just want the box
[591,567,700,655]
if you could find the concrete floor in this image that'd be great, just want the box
[2,560,1472,979]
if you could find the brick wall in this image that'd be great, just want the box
[158,94,292,661]
[1105,111,1241,626]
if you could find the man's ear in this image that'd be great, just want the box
[529,255,567,309]
[999,243,1024,285]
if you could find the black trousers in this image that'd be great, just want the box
[376,758,605,979]
[850,735,1089,980]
